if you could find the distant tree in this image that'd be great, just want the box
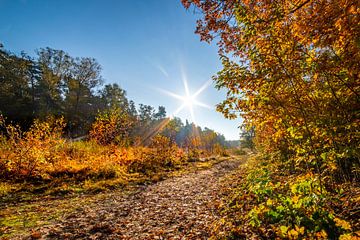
[240,127,255,150]
[36,47,72,117]
[215,133,226,147]
[161,117,183,143]
[128,100,137,117]
[65,57,103,135]
[99,83,128,110]
[202,128,217,152]
[138,104,155,123]
[0,47,34,125]
[22,53,42,117]
[154,106,166,120]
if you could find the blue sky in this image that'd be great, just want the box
[0,0,242,140]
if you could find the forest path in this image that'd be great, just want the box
[18,157,244,239]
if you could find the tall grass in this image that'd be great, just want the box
[0,116,217,196]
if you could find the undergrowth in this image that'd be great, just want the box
[0,116,225,201]
[212,155,360,239]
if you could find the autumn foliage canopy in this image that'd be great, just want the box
[182,0,359,181]
[182,0,359,238]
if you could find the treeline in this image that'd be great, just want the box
[0,44,228,149]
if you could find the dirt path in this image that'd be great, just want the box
[18,158,243,239]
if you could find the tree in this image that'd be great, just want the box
[99,83,128,110]
[154,106,166,120]
[240,126,255,150]
[161,117,183,143]
[0,47,35,125]
[138,104,155,122]
[36,48,104,135]
[202,127,217,152]
[128,100,138,117]
[182,0,359,180]
[36,47,72,117]
[65,57,103,135]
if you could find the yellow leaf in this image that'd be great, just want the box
[339,233,355,240]
[292,195,299,204]
[288,229,299,239]
[295,225,305,235]
[280,225,288,235]
[316,230,328,238]
[334,218,352,230]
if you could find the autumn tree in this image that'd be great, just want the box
[202,127,217,152]
[182,0,359,181]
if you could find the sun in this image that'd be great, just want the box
[157,69,212,123]
[183,95,194,107]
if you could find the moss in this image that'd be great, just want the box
[0,211,43,237]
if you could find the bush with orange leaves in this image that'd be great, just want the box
[0,115,188,190]
[89,108,134,146]
[0,115,129,182]
[128,134,186,174]
[0,115,65,180]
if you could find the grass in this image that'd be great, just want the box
[0,155,233,238]
[0,119,234,238]
[0,194,102,238]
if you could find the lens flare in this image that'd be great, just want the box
[157,69,212,124]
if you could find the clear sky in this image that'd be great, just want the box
[0,0,242,140]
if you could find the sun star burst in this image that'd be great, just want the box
[158,71,212,124]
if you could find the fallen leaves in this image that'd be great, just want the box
[2,158,244,239]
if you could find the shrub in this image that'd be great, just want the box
[89,108,133,146]
[0,115,65,179]
[214,156,358,239]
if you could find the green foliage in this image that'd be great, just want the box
[0,44,233,152]
[213,156,358,239]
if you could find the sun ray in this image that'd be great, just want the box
[193,100,213,109]
[180,65,191,97]
[137,118,171,146]
[183,77,190,97]
[193,79,212,98]
[156,64,169,78]
[189,104,195,123]
[156,88,184,101]
[173,103,187,115]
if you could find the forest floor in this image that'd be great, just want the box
[1,156,245,239]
